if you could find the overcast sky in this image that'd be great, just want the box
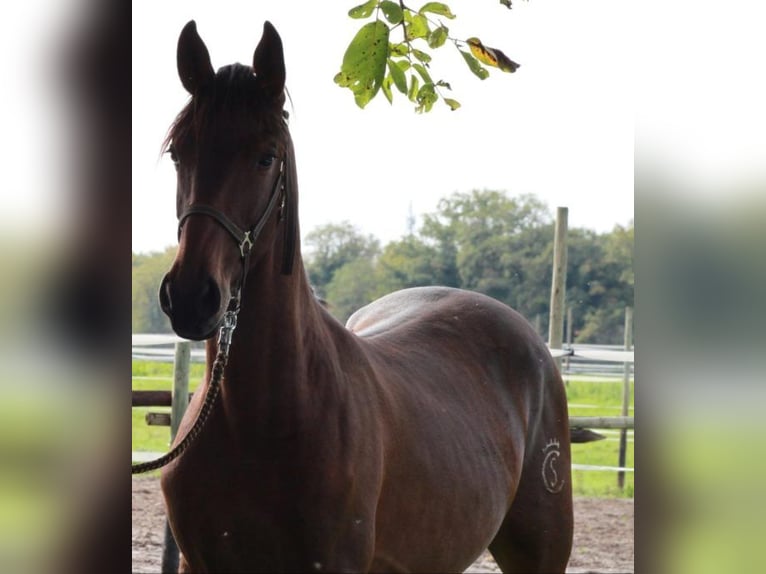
[132,0,636,253]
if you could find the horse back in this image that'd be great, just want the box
[348,285,561,406]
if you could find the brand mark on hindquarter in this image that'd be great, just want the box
[542,438,565,494]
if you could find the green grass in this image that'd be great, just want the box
[132,358,206,385]
[132,361,634,498]
[131,359,205,454]
[566,378,634,498]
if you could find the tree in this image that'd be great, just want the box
[604,220,634,287]
[337,1,526,112]
[303,196,632,342]
[132,247,176,333]
[325,258,380,321]
[304,221,381,297]
[420,190,552,310]
[374,234,452,294]
[566,222,634,343]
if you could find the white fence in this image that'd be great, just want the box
[132,335,635,474]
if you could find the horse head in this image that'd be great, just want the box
[159,20,293,340]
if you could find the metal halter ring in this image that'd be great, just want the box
[238,231,254,258]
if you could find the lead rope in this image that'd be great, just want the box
[131,295,240,474]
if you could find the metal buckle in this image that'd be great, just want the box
[217,308,238,350]
[278,188,286,221]
[239,231,253,258]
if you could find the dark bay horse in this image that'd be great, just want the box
[159,20,573,574]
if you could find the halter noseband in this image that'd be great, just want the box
[176,156,289,312]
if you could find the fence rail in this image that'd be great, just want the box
[132,335,635,365]
[132,337,635,472]
[137,410,634,433]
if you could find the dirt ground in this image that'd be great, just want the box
[133,476,633,573]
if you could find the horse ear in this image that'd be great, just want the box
[177,20,214,94]
[252,21,286,99]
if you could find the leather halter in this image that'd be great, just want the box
[176,157,290,309]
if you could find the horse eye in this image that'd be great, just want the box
[257,155,275,168]
[168,146,179,165]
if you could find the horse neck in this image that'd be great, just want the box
[204,250,332,439]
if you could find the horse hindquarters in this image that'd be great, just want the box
[489,372,574,574]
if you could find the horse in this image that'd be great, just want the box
[158,20,573,574]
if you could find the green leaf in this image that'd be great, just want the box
[348,0,377,19]
[336,21,391,108]
[428,26,448,49]
[388,59,408,94]
[411,49,432,63]
[416,82,437,113]
[459,49,489,80]
[390,42,409,57]
[499,0,513,9]
[382,74,394,104]
[436,79,452,90]
[380,0,403,24]
[443,97,461,111]
[418,2,456,19]
[404,12,430,40]
[407,74,420,102]
[413,62,433,85]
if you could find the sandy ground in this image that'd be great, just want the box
[133,477,633,573]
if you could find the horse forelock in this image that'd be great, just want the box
[163,63,287,157]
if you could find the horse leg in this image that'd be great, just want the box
[488,483,573,573]
[488,435,573,573]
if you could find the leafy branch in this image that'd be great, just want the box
[335,1,524,112]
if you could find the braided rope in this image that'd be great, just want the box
[131,321,234,474]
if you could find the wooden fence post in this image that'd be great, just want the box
[618,307,633,489]
[548,207,569,371]
[170,341,191,439]
[162,341,191,574]
[564,306,573,375]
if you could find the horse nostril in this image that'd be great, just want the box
[159,275,172,314]
[158,272,222,337]
[198,275,221,318]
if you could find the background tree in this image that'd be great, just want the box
[325,258,380,321]
[573,222,634,342]
[421,190,551,310]
[132,197,633,344]
[375,234,453,294]
[304,221,381,298]
[132,247,176,333]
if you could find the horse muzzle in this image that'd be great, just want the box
[159,271,224,341]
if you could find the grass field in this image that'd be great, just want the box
[132,360,634,498]
[132,359,205,455]
[565,377,634,498]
